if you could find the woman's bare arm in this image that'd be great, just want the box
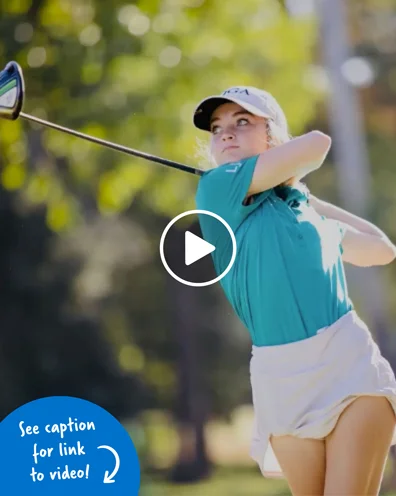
[247,131,331,196]
[310,195,396,267]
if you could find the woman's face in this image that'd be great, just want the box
[209,102,270,166]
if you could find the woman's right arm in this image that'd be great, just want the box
[248,131,331,195]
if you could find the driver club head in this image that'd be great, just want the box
[0,61,25,121]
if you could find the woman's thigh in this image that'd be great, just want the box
[324,396,396,496]
[270,435,326,496]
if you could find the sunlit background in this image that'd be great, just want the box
[1,0,396,494]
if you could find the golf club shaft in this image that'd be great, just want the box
[19,112,203,176]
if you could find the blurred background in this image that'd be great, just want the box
[0,0,396,494]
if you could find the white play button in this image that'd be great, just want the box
[159,209,237,287]
[185,231,215,266]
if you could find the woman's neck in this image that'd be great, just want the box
[281,177,298,187]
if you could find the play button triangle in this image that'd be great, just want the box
[185,231,215,266]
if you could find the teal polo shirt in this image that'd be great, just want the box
[195,154,353,347]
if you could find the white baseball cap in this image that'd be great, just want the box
[193,86,288,134]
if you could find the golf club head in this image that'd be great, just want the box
[0,61,24,120]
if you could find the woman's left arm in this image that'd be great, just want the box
[309,195,396,267]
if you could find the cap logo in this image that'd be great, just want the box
[221,88,250,96]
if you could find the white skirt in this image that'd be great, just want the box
[249,310,396,478]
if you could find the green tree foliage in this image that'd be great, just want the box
[0,0,320,229]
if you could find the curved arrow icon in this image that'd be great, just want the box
[97,445,120,483]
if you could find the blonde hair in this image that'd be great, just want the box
[195,119,292,171]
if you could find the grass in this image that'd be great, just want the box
[139,467,291,496]
[139,466,396,496]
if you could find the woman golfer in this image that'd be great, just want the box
[193,86,396,495]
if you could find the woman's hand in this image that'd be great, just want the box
[310,195,396,267]
[341,225,396,267]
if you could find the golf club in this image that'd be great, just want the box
[0,61,203,176]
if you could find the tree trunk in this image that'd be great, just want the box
[165,222,211,483]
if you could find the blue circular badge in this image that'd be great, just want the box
[0,396,140,495]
